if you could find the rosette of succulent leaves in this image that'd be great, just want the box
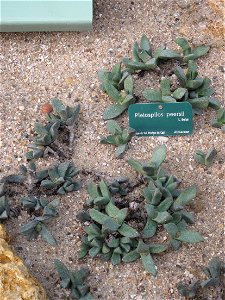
[98,63,136,119]
[100,120,136,158]
[122,34,182,73]
[0,183,10,221]
[177,257,225,298]
[143,60,221,114]
[5,161,80,195]
[78,145,204,276]
[54,260,93,300]
[211,107,225,133]
[20,197,59,246]
[26,99,80,160]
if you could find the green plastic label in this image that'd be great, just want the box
[128,102,193,136]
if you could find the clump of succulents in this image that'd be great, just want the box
[21,195,50,211]
[211,108,225,133]
[98,64,136,119]
[79,145,204,276]
[0,183,10,220]
[26,121,60,160]
[175,37,210,62]
[100,120,136,158]
[174,60,220,113]
[21,198,59,246]
[47,98,80,127]
[54,260,93,300]
[122,34,181,73]
[177,257,225,298]
[194,147,217,167]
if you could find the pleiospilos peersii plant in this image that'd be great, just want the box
[177,256,225,298]
[21,198,59,246]
[194,147,217,167]
[98,64,136,119]
[78,145,204,276]
[100,120,136,158]
[54,260,93,300]
[211,107,225,133]
[122,34,181,73]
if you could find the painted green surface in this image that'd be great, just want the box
[128,103,193,136]
[0,0,92,32]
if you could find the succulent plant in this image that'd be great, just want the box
[54,260,93,300]
[98,65,136,119]
[174,60,220,113]
[108,176,129,196]
[211,108,225,132]
[3,164,27,184]
[177,257,225,298]
[21,195,49,211]
[175,37,210,62]
[143,78,187,103]
[0,195,10,220]
[20,199,59,245]
[87,180,112,207]
[100,120,136,158]
[26,121,60,160]
[128,144,167,181]
[47,98,80,126]
[194,147,217,166]
[122,34,181,73]
[38,162,80,195]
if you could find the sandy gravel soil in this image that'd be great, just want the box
[0,1,224,299]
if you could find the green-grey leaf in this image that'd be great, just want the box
[103,104,128,120]
[118,223,139,238]
[140,253,157,276]
[176,231,204,243]
[173,185,197,210]
[142,89,162,102]
[150,145,167,168]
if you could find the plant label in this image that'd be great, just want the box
[128,102,193,136]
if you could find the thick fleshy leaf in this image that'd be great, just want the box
[142,89,162,102]
[143,219,157,238]
[122,250,140,263]
[99,180,111,199]
[172,88,187,100]
[104,81,121,102]
[140,254,157,276]
[89,209,108,225]
[103,104,128,120]
[158,49,181,60]
[141,34,151,53]
[116,144,127,158]
[208,98,221,110]
[191,45,210,59]
[160,79,171,96]
[111,252,121,265]
[164,223,179,238]
[40,224,57,246]
[173,185,197,210]
[149,244,167,253]
[175,38,191,55]
[176,231,204,243]
[150,145,167,168]
[153,211,172,224]
[54,260,71,288]
[128,159,144,174]
[124,75,134,94]
[118,223,139,238]
[107,120,122,134]
[174,66,187,86]
[205,147,217,166]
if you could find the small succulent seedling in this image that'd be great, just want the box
[100,120,136,158]
[128,144,167,181]
[47,98,80,127]
[54,260,93,300]
[108,176,129,196]
[21,199,59,245]
[26,121,60,160]
[143,78,187,103]
[211,108,225,133]
[194,147,217,166]
[177,257,225,298]
[0,195,10,220]
[122,34,181,73]
[174,60,220,113]
[176,37,210,62]
[38,161,80,195]
[98,65,136,119]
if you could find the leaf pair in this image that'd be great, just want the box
[100,120,136,158]
[211,108,225,132]
[87,180,112,207]
[194,147,217,166]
